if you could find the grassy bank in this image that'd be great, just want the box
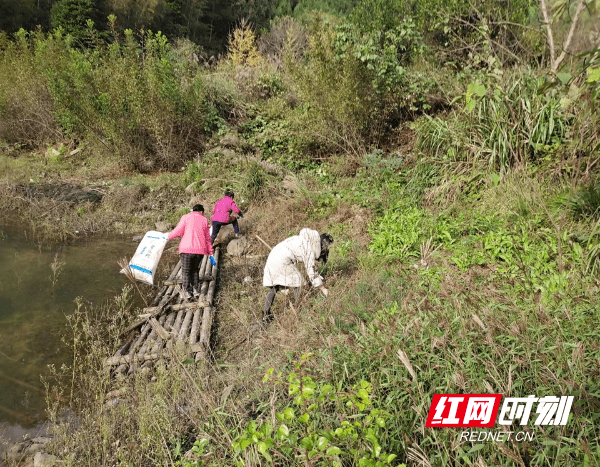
[2,2,600,466]
[32,156,600,467]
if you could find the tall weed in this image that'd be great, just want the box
[416,71,568,171]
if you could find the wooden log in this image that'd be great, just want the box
[140,313,166,357]
[163,276,215,285]
[206,248,220,305]
[143,302,206,314]
[118,322,150,373]
[199,254,209,278]
[163,311,177,332]
[171,309,185,336]
[119,305,168,339]
[149,317,173,341]
[189,307,202,346]
[150,313,175,355]
[179,309,194,341]
[157,266,182,307]
[138,313,165,357]
[199,250,214,297]
[170,302,207,311]
[150,260,181,307]
[195,306,214,362]
[141,360,154,371]
[104,352,163,366]
[158,285,175,308]
[126,322,152,358]
[113,329,136,356]
[199,306,213,348]
[120,290,204,340]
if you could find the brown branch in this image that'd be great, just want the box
[552,0,586,73]
[540,0,556,68]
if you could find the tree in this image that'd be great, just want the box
[0,0,54,33]
[50,0,107,43]
[539,0,592,73]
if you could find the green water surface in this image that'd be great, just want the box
[0,221,138,428]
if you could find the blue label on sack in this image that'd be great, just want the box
[130,264,153,276]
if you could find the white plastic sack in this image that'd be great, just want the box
[121,231,168,285]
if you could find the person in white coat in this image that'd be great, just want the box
[262,228,333,323]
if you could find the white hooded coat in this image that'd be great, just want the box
[263,228,323,288]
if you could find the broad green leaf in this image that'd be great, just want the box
[556,72,571,84]
[182,358,195,365]
[240,438,251,450]
[257,441,268,455]
[300,437,313,450]
[587,67,600,83]
[490,173,501,186]
[468,82,486,97]
[298,413,310,423]
[278,424,289,437]
[317,436,329,450]
[327,446,342,456]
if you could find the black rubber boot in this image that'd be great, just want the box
[262,310,274,324]
[262,286,278,323]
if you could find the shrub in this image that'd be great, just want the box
[368,203,424,260]
[0,29,58,147]
[257,16,308,68]
[285,13,439,158]
[27,26,217,170]
[416,71,568,171]
[231,363,404,467]
[570,182,600,220]
[227,19,262,67]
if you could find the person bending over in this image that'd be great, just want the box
[168,204,215,300]
[211,189,243,245]
[262,229,333,324]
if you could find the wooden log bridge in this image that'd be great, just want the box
[105,247,221,376]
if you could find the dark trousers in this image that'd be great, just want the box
[180,253,203,294]
[263,286,300,321]
[211,218,239,244]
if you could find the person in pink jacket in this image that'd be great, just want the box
[210,189,243,244]
[167,204,215,300]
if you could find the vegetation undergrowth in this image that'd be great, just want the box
[1,0,600,465]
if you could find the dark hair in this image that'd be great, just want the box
[318,233,333,263]
[224,189,235,198]
[192,204,204,212]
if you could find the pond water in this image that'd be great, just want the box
[0,220,139,434]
